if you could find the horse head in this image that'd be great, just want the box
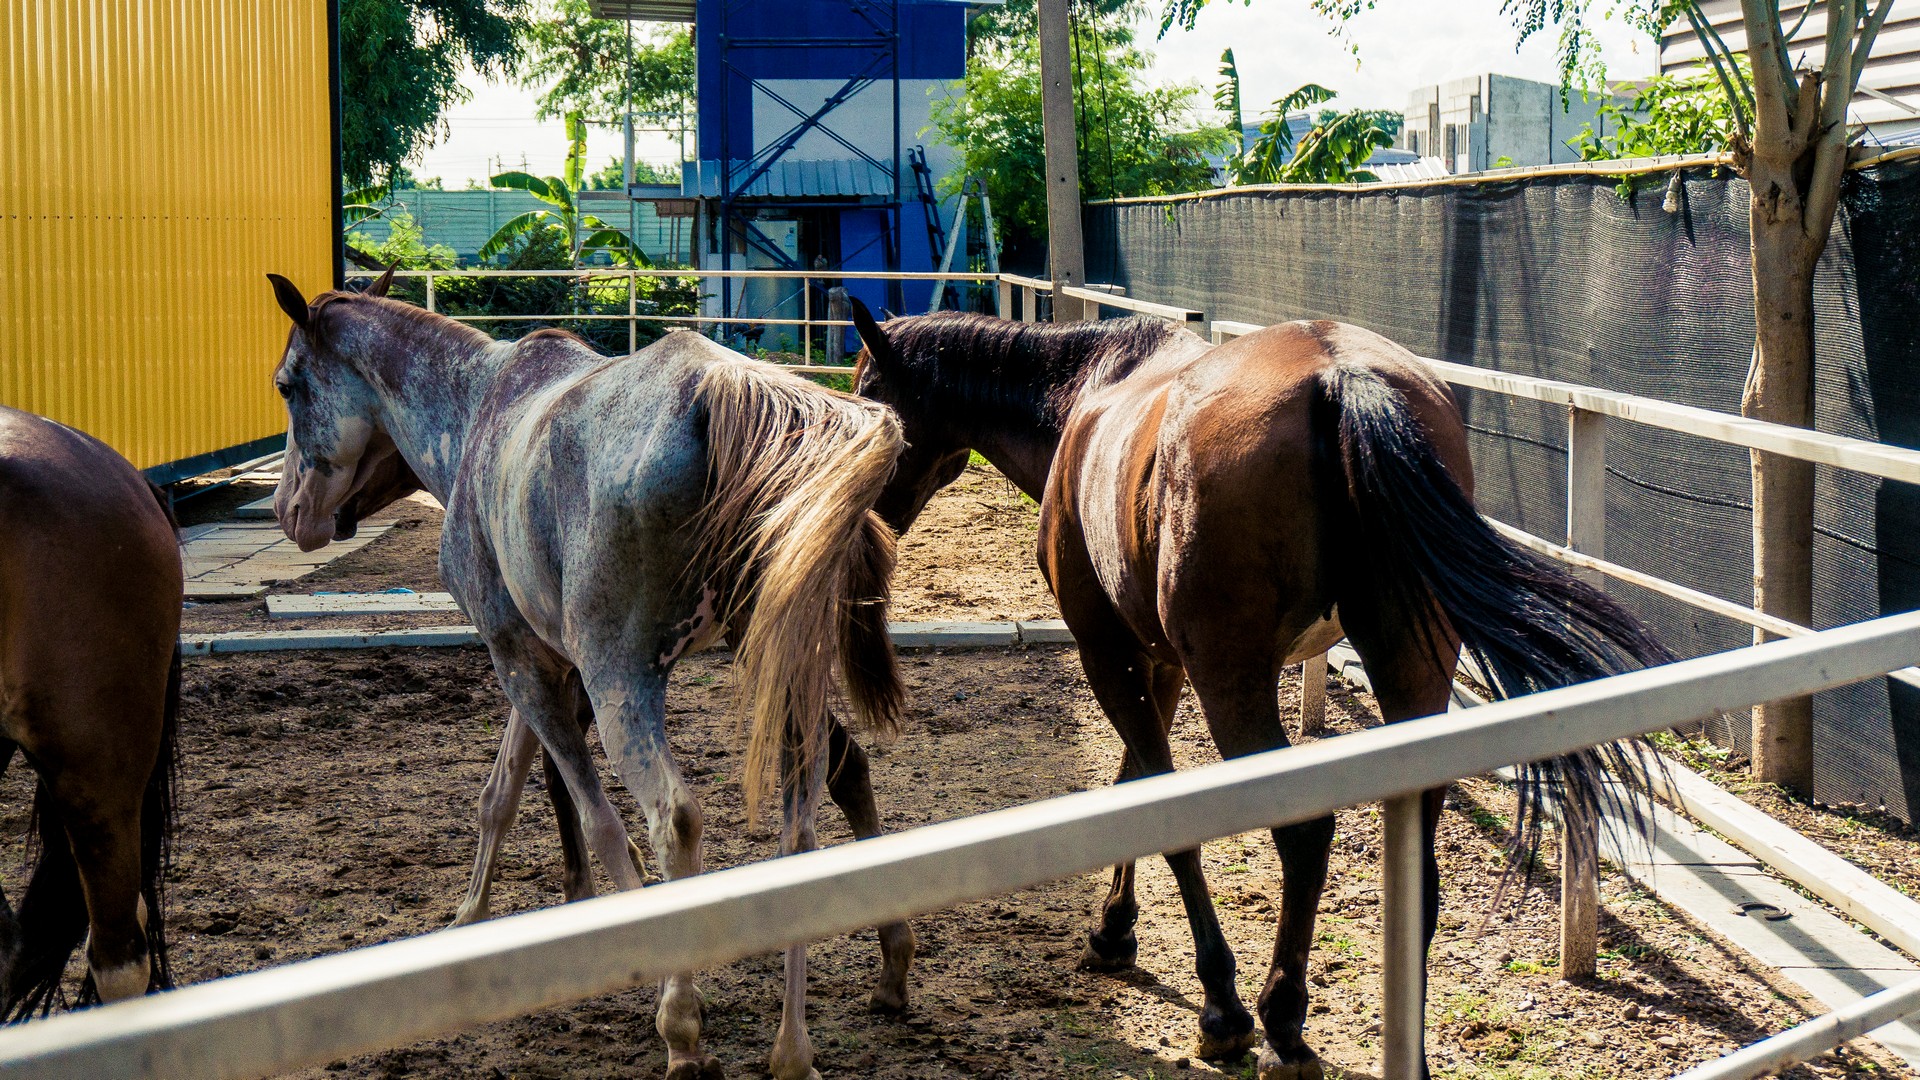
[849,299,969,533]
[265,270,418,551]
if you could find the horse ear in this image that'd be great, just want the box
[365,265,396,298]
[267,274,310,329]
[850,297,894,365]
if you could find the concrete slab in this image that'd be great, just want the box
[887,621,1019,647]
[235,496,276,520]
[181,625,481,655]
[1016,619,1074,644]
[266,593,462,618]
[184,582,267,601]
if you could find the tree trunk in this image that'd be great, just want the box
[1742,159,1823,795]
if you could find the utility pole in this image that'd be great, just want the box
[1036,0,1087,321]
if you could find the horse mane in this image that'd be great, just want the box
[879,313,1178,428]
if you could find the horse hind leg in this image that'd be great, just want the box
[768,721,827,1080]
[824,715,914,1015]
[1080,671,1183,974]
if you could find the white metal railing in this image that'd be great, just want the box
[344,268,1001,371]
[4,614,1919,1080]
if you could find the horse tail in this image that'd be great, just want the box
[1311,362,1674,871]
[139,645,180,994]
[4,778,90,1019]
[693,359,905,820]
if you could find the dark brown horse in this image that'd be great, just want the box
[0,406,180,1018]
[850,308,1669,1079]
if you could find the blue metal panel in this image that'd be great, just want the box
[687,158,894,196]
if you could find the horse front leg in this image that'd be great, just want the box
[452,708,540,926]
[824,716,914,1015]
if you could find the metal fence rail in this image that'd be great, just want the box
[3,614,1920,1080]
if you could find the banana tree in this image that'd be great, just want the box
[1228,83,1336,183]
[479,112,649,267]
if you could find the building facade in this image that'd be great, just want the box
[0,1,335,479]
[1401,73,1617,174]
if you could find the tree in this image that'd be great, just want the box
[1509,0,1895,794]
[932,22,1231,260]
[339,0,529,186]
[480,113,649,266]
[1216,75,1392,185]
[1316,107,1402,140]
[587,157,684,190]
[517,0,694,127]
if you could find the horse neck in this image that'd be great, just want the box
[342,303,506,504]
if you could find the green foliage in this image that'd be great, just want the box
[339,0,529,186]
[1216,49,1244,149]
[965,0,1137,58]
[1315,106,1402,139]
[1572,65,1743,161]
[344,211,459,272]
[1227,83,1333,183]
[432,228,701,354]
[480,113,649,267]
[518,0,694,125]
[932,25,1230,254]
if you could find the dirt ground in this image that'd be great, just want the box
[9,463,1915,1079]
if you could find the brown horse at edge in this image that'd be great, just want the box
[849,307,1670,1079]
[0,406,180,1018]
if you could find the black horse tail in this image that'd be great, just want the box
[1312,362,1675,873]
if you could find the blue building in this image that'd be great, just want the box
[595,0,976,326]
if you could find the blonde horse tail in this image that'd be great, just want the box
[693,360,905,820]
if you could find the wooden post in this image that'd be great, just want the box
[825,287,850,363]
[628,271,638,356]
[1035,0,1086,323]
[1300,652,1328,738]
[996,277,1014,320]
[1020,286,1038,323]
[425,274,436,314]
[1561,404,1604,980]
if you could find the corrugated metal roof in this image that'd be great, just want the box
[687,159,896,198]
[587,0,696,22]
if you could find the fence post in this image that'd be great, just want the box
[1561,404,1605,981]
[803,275,812,366]
[826,287,850,362]
[425,274,436,314]
[997,277,1014,320]
[628,271,638,356]
[1300,652,1328,737]
[1381,793,1427,1080]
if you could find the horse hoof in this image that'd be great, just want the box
[1195,1027,1259,1061]
[1077,931,1138,972]
[869,983,910,1015]
[448,903,487,928]
[665,1053,724,1080]
[1257,1047,1326,1080]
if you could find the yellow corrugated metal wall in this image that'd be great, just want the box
[0,0,332,471]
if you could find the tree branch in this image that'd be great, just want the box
[1740,0,1796,142]
[1853,0,1897,97]
[1686,3,1755,139]
[1820,0,1856,135]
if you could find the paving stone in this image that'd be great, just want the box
[1016,619,1074,644]
[235,496,276,520]
[185,582,267,600]
[184,625,482,653]
[886,621,1019,647]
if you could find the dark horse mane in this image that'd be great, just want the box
[877,313,1178,428]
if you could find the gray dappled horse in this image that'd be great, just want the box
[266,270,910,1080]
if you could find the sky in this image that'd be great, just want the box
[412,0,1658,187]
